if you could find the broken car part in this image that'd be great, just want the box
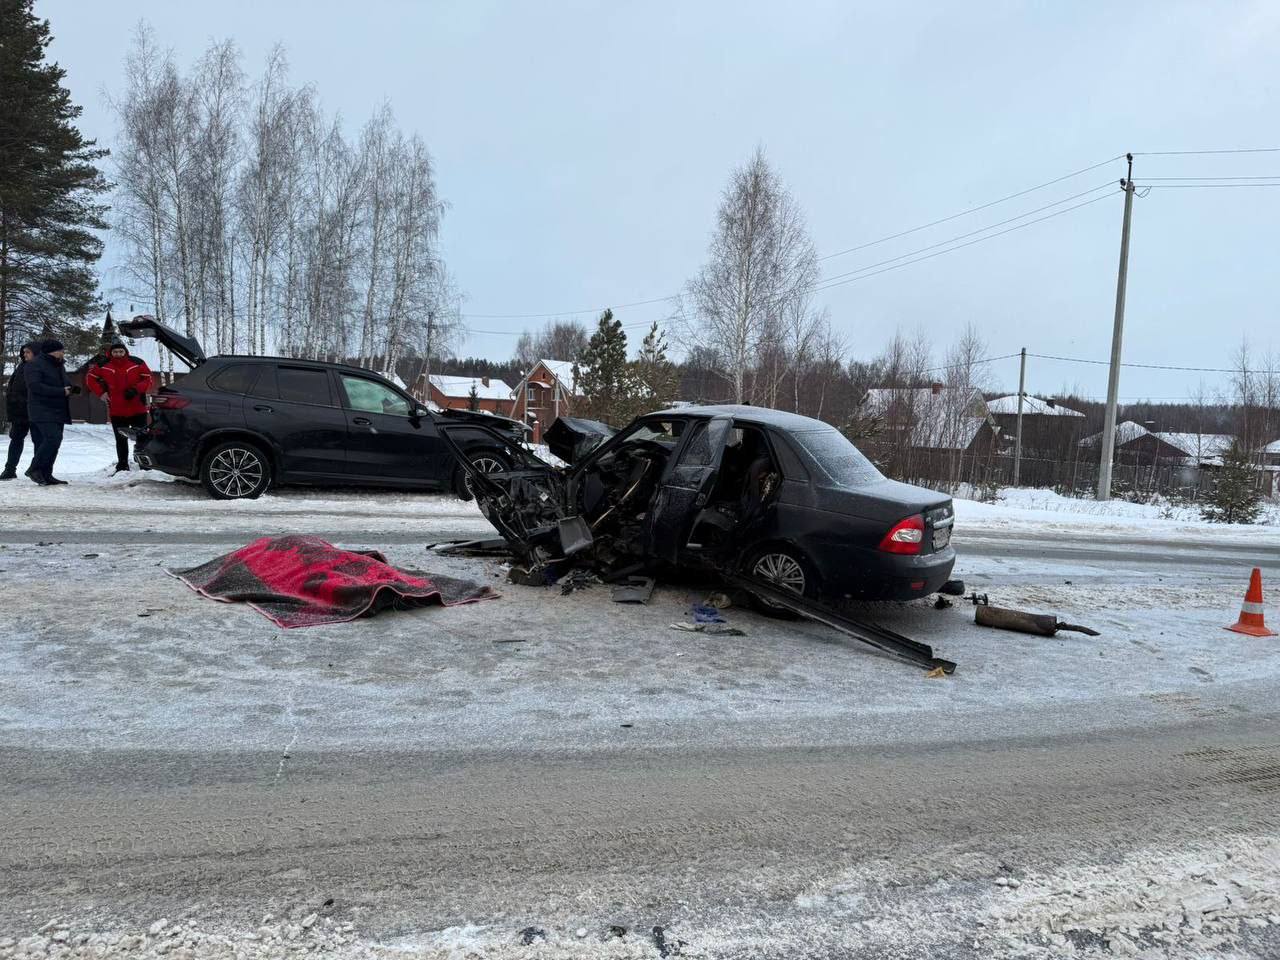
[611,577,656,604]
[974,604,1100,637]
[728,574,956,674]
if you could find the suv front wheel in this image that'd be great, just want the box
[200,440,272,500]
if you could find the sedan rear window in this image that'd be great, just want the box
[792,427,882,486]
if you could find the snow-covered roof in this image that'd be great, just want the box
[1150,432,1237,462]
[428,374,513,400]
[862,386,992,450]
[1264,439,1280,455]
[986,394,1085,417]
[533,358,582,395]
[1079,420,1148,447]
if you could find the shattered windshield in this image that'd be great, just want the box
[791,427,883,486]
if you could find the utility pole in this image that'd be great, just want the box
[423,309,435,402]
[1097,153,1137,502]
[1013,346,1027,486]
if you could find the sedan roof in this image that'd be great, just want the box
[645,404,831,433]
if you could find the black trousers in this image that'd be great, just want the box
[30,420,64,476]
[4,418,29,472]
[111,414,148,469]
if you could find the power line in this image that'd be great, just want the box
[816,183,1117,286]
[1139,175,1280,180]
[1027,352,1236,373]
[815,155,1124,262]
[461,156,1126,322]
[811,190,1119,294]
[920,352,1021,374]
[1144,183,1280,189]
[463,294,675,321]
[467,319,658,337]
[1133,148,1280,156]
[460,149,1276,327]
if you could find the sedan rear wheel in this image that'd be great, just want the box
[747,547,816,619]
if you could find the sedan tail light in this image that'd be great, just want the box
[150,394,191,410]
[879,514,925,555]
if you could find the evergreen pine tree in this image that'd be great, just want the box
[0,0,109,357]
[575,309,632,424]
[632,321,678,410]
[1201,442,1262,524]
[467,382,480,411]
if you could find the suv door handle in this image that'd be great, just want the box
[352,417,372,426]
[253,404,273,413]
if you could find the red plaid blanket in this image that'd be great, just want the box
[169,535,497,628]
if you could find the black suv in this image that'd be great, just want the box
[119,316,523,500]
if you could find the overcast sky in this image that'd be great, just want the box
[45,0,1280,404]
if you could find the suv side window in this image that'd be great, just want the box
[206,363,260,396]
[339,374,412,417]
[276,366,333,406]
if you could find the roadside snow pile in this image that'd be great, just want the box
[956,486,1280,534]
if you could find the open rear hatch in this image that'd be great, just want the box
[117,315,207,368]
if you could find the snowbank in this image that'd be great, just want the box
[954,486,1280,545]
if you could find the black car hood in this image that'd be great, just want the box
[544,416,616,464]
[117,315,206,368]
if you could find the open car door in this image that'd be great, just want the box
[647,415,732,564]
[117,315,207,368]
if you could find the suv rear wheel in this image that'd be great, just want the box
[454,450,510,501]
[201,440,272,500]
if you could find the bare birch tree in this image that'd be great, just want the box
[111,28,457,369]
[683,147,818,403]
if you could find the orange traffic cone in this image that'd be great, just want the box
[1225,568,1277,637]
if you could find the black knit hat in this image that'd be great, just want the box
[42,339,66,354]
[107,340,128,354]
[20,341,37,356]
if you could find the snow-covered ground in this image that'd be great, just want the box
[4,427,1280,959]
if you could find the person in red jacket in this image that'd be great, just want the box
[85,341,153,473]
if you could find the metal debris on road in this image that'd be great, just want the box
[610,576,656,603]
[974,603,1101,637]
[671,622,747,637]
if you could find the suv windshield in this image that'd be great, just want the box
[791,426,882,486]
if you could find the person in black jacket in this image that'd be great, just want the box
[24,339,76,486]
[1,342,37,480]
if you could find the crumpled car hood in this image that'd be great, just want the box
[544,416,616,464]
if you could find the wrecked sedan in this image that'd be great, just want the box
[440,405,956,607]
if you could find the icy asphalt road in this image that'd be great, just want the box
[2,502,1280,957]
